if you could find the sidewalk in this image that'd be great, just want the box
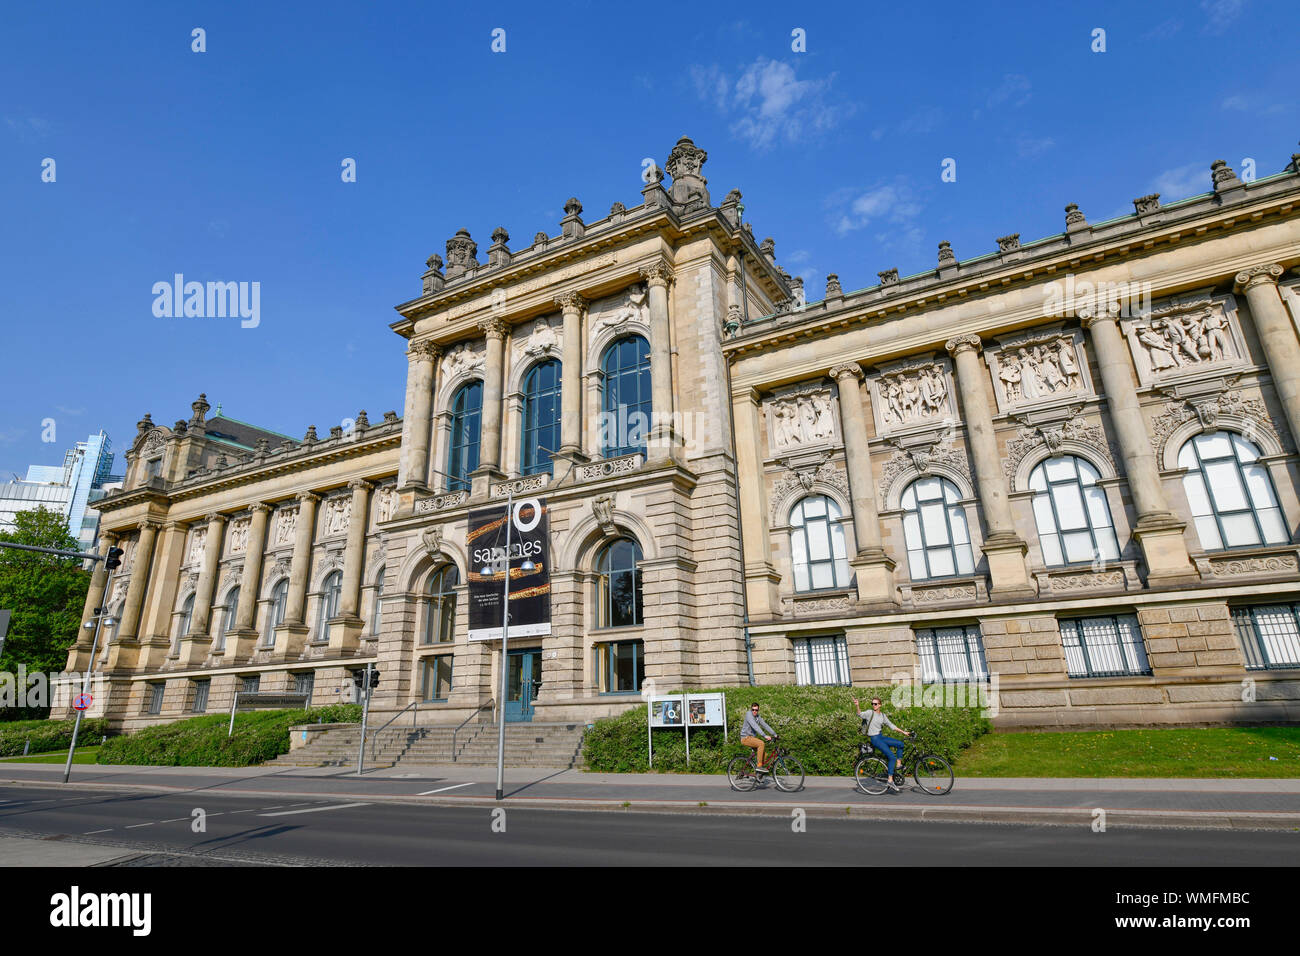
[4,762,1299,830]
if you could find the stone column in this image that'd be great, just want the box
[732,385,780,617]
[641,260,680,463]
[276,492,319,659]
[329,481,372,655]
[188,513,226,637]
[227,503,271,661]
[116,521,159,641]
[1236,264,1300,446]
[944,334,1034,597]
[555,293,587,463]
[473,318,509,492]
[1081,306,1198,584]
[830,364,896,604]
[398,341,439,492]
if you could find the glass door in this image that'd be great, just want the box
[504,649,542,722]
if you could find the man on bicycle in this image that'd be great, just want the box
[853,695,909,792]
[740,702,776,774]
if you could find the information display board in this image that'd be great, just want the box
[647,692,728,765]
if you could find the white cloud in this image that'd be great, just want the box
[1201,0,1246,34]
[1152,162,1211,200]
[1143,17,1183,39]
[1220,95,1249,111]
[1017,134,1056,158]
[986,74,1032,110]
[786,249,811,264]
[826,182,922,238]
[691,57,845,151]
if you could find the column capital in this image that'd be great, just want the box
[1234,263,1285,293]
[406,339,441,362]
[204,512,227,526]
[731,384,762,405]
[639,259,675,287]
[249,502,273,515]
[162,519,188,533]
[552,291,587,313]
[828,362,864,382]
[477,316,510,340]
[347,478,374,493]
[944,333,983,356]
[296,491,322,506]
[1077,301,1123,329]
[136,519,162,534]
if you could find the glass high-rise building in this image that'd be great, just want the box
[0,431,119,551]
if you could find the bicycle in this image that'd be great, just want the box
[727,736,806,792]
[853,731,953,796]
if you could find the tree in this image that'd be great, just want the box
[0,507,91,720]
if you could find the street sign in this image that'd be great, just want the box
[73,693,93,711]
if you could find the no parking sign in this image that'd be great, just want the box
[73,693,93,711]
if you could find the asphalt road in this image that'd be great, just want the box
[2,784,1295,866]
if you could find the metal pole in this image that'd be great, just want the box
[495,490,513,801]
[63,569,113,784]
[229,692,239,737]
[357,663,372,776]
[684,693,690,765]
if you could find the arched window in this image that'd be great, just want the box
[901,477,974,580]
[790,496,850,592]
[600,336,652,458]
[522,359,562,476]
[370,567,385,637]
[1179,431,1287,550]
[264,579,288,646]
[1028,456,1120,567]
[216,586,239,652]
[447,381,483,491]
[595,538,643,628]
[318,570,342,639]
[424,565,459,644]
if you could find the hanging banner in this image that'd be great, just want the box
[467,498,552,641]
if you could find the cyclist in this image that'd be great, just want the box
[853,695,910,792]
[740,702,776,774]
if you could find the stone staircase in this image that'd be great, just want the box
[269,721,588,770]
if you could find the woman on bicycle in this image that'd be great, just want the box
[853,695,909,792]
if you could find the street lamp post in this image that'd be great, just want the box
[64,585,115,784]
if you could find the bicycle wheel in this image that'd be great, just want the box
[914,753,953,795]
[727,754,758,792]
[854,755,890,795]
[772,755,805,792]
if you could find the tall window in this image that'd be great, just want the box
[293,671,315,699]
[370,567,385,637]
[789,496,850,592]
[424,566,459,644]
[1059,615,1150,678]
[1028,456,1120,567]
[901,477,974,580]
[421,656,453,701]
[447,381,483,491]
[1179,432,1287,551]
[173,594,194,654]
[522,359,562,476]
[264,579,288,646]
[599,640,644,693]
[147,683,164,714]
[1231,604,1300,670]
[216,586,239,652]
[794,635,851,686]
[318,570,342,640]
[191,679,210,713]
[600,335,652,458]
[595,538,643,628]
[916,625,989,682]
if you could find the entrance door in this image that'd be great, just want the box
[504,649,542,722]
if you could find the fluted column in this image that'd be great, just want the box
[641,260,680,462]
[188,513,226,637]
[1236,264,1300,447]
[830,364,896,604]
[226,503,271,661]
[474,317,509,486]
[338,480,372,620]
[398,341,439,491]
[555,293,587,461]
[116,520,159,640]
[945,334,1034,596]
[732,385,780,617]
[1081,306,1198,584]
[284,493,320,625]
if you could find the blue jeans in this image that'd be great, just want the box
[871,734,905,775]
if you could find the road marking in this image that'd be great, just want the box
[260,805,287,810]
[418,783,475,795]
[125,822,155,829]
[258,802,371,817]
[83,828,112,835]
[160,817,188,823]
[229,808,258,814]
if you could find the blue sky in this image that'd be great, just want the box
[1,0,1297,479]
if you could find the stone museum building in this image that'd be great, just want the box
[69,137,1300,731]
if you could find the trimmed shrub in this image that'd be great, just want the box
[96,705,362,767]
[582,685,989,775]
[0,718,113,757]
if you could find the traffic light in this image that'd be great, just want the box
[105,547,124,571]
[369,668,380,689]
[350,670,367,690]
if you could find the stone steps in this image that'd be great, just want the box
[269,722,587,769]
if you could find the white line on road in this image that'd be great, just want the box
[83,829,112,835]
[125,822,155,829]
[418,783,475,795]
[160,817,188,823]
[258,802,371,817]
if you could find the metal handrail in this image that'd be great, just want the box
[452,699,495,762]
[368,701,420,760]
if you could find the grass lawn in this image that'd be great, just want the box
[956,726,1300,777]
[0,746,102,765]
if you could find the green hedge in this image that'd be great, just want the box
[582,685,990,775]
[96,705,362,767]
[0,718,113,757]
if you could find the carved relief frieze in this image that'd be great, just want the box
[869,354,955,436]
[782,594,855,615]
[521,316,561,357]
[909,583,980,605]
[591,284,649,338]
[186,527,207,567]
[1120,291,1246,387]
[985,326,1092,413]
[227,517,250,554]
[374,485,398,523]
[441,343,485,381]
[272,507,297,547]
[765,384,839,456]
[322,496,351,537]
[414,490,468,514]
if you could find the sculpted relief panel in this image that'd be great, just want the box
[985,327,1091,413]
[870,359,953,434]
[1120,292,1246,387]
[766,388,839,453]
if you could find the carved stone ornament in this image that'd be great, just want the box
[1150,386,1280,465]
[228,517,250,554]
[323,496,351,537]
[984,326,1092,413]
[444,229,478,275]
[783,594,855,615]
[143,428,167,452]
[522,316,561,357]
[879,437,972,508]
[1133,193,1161,215]
[770,464,850,526]
[187,528,207,566]
[869,355,955,435]
[766,387,839,453]
[442,343,485,380]
[273,507,297,547]
[997,234,1021,253]
[1120,292,1245,387]
[1002,411,1116,491]
[374,485,398,523]
[593,284,649,336]
[422,526,444,557]
[414,490,468,514]
[593,495,618,537]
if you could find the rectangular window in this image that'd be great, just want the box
[293,672,315,700]
[241,675,260,695]
[915,625,988,682]
[421,656,453,701]
[191,679,210,713]
[1232,604,1300,670]
[793,635,851,686]
[598,640,644,693]
[1059,615,1150,678]
[147,683,164,714]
